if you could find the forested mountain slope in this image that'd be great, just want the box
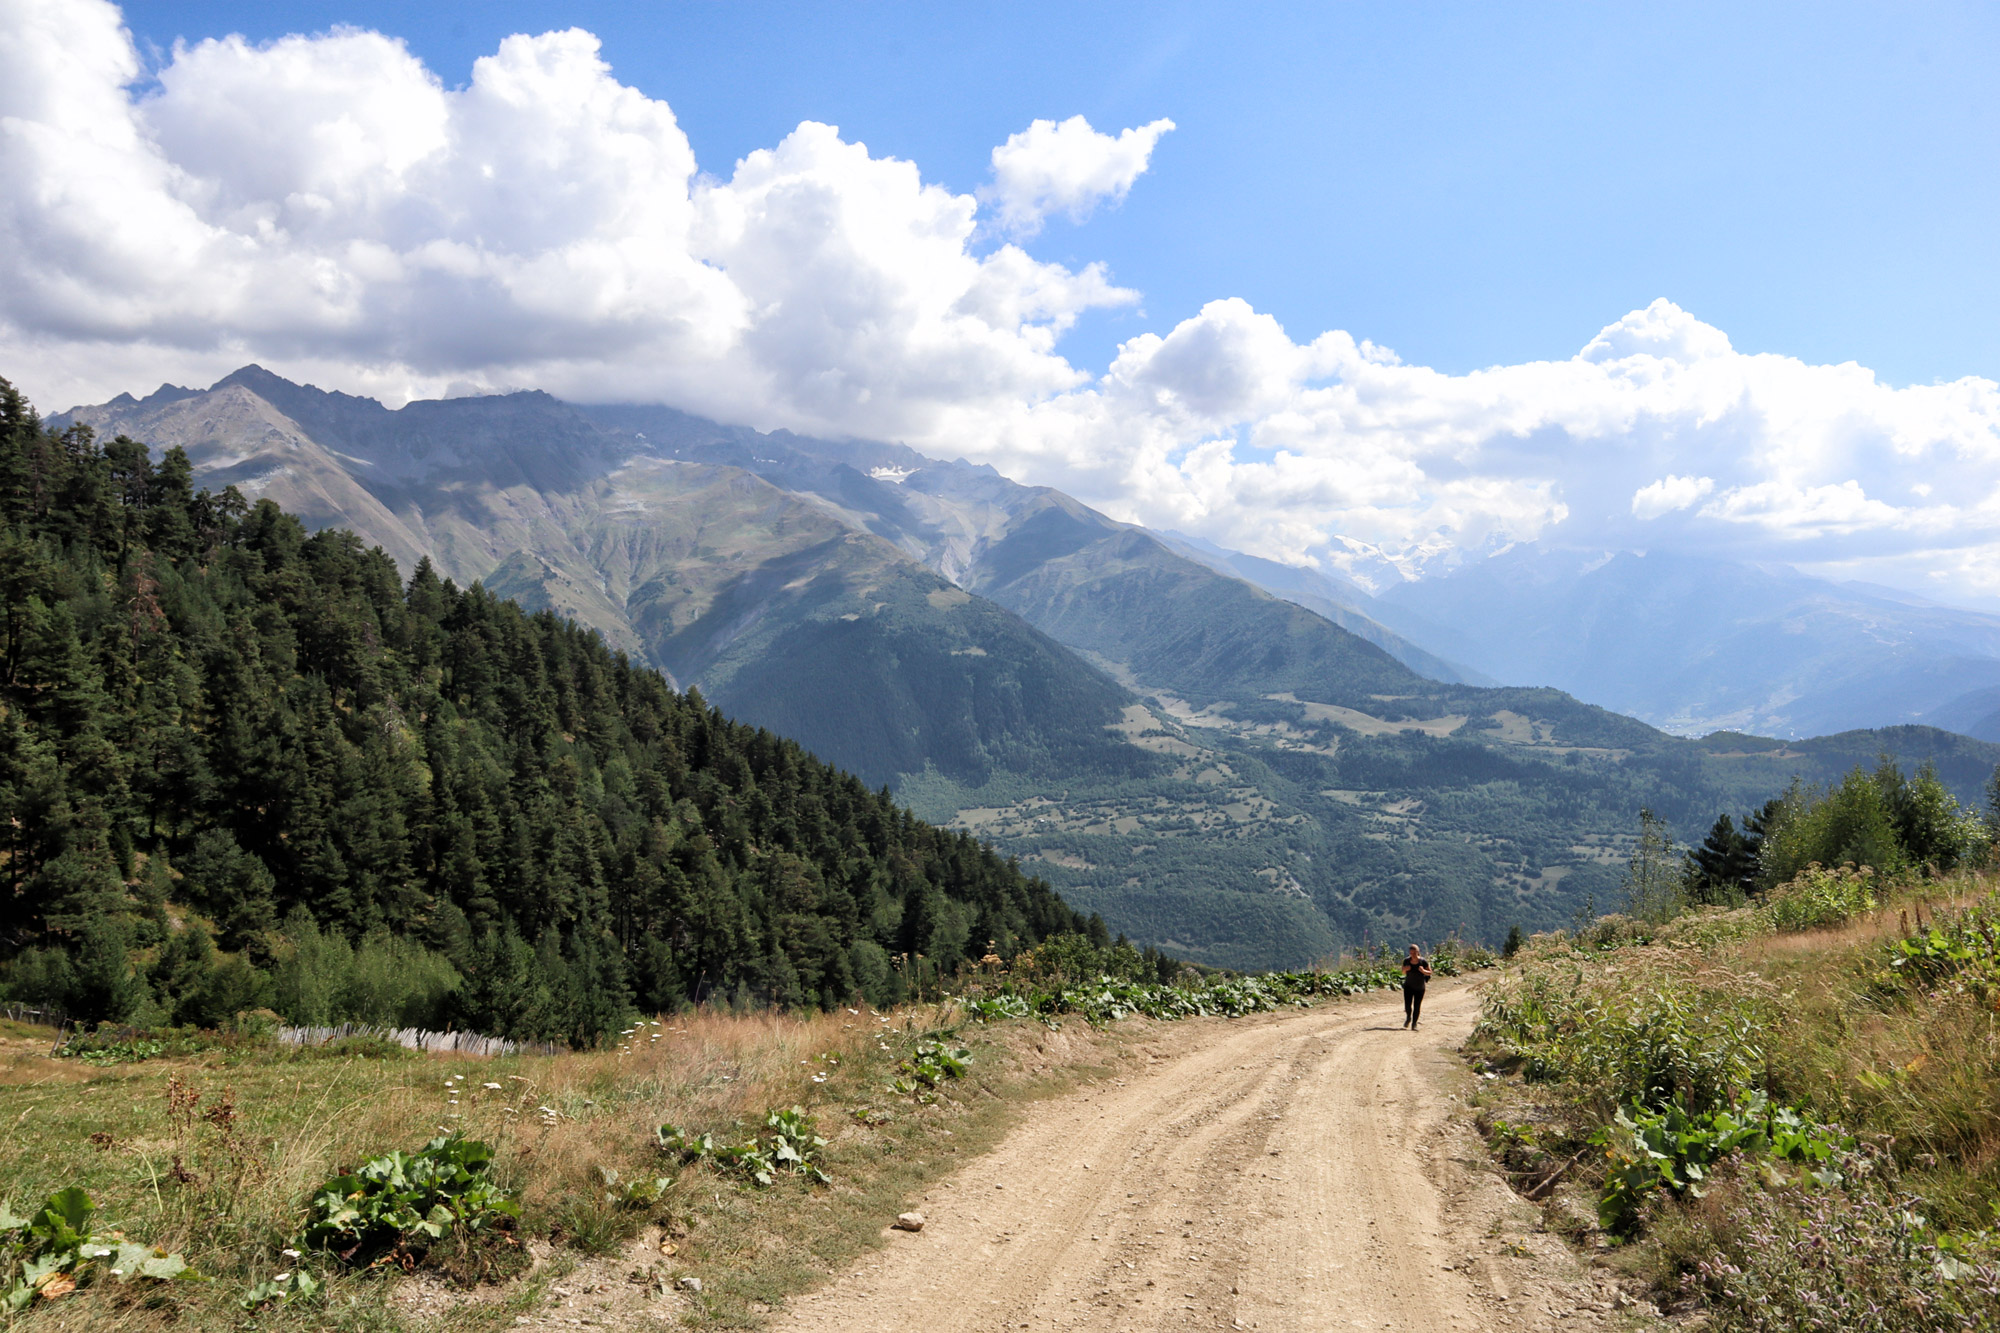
[55,370,1144,792]
[0,379,1090,1040]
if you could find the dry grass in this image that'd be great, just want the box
[1739,874,1994,960]
[0,1000,1140,1330]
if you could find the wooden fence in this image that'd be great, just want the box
[277,1022,564,1057]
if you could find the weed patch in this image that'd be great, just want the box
[1593,1094,1851,1233]
[657,1106,832,1188]
[1473,875,2000,1331]
[1679,1151,2000,1333]
[302,1133,524,1283]
[1479,954,1771,1113]
[0,1187,194,1315]
[892,1039,970,1095]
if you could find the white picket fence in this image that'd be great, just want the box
[276,1022,562,1057]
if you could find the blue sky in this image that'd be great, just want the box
[8,0,2000,604]
[114,0,2000,386]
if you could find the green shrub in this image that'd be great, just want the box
[897,1039,970,1090]
[52,1023,264,1065]
[1762,864,1877,933]
[301,1134,519,1271]
[1479,962,1768,1113]
[963,994,1031,1022]
[1881,893,2000,996]
[1594,1093,1851,1233]
[270,910,460,1028]
[594,1165,672,1208]
[1011,934,1154,986]
[1431,937,1497,976]
[656,1107,830,1188]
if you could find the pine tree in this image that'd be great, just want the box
[1687,813,1758,905]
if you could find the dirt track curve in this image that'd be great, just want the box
[772,981,1653,1333]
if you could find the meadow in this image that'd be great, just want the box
[1470,865,2000,1330]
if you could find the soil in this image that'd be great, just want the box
[766,981,1660,1332]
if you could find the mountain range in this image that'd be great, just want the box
[54,369,2000,968]
[1178,536,2000,743]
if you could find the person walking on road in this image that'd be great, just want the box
[1401,944,1432,1030]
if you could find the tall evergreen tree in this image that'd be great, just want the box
[1686,813,1758,905]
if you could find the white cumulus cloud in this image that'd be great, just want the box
[983,114,1175,238]
[0,0,1129,437]
[5,4,2000,607]
[1631,474,1715,520]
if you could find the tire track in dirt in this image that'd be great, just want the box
[771,982,1648,1333]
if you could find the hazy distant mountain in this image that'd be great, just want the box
[570,403,1461,711]
[1365,547,2000,741]
[55,371,2000,970]
[1150,530,1492,686]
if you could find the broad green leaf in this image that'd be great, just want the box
[32,1188,94,1246]
[138,1252,187,1280]
[109,1241,154,1277]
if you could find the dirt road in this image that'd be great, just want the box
[771,982,1650,1333]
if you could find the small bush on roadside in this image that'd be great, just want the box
[894,1038,969,1092]
[657,1106,831,1187]
[963,995,1031,1022]
[301,1134,522,1281]
[1763,864,1878,933]
[1479,961,1769,1114]
[1593,1093,1852,1233]
[1880,893,2000,999]
[1431,936,1498,977]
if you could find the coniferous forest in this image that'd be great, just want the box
[0,379,1093,1043]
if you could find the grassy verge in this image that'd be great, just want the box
[0,1000,1149,1330]
[0,942,1460,1331]
[1466,866,2000,1331]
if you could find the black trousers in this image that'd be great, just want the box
[1403,985,1425,1026]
